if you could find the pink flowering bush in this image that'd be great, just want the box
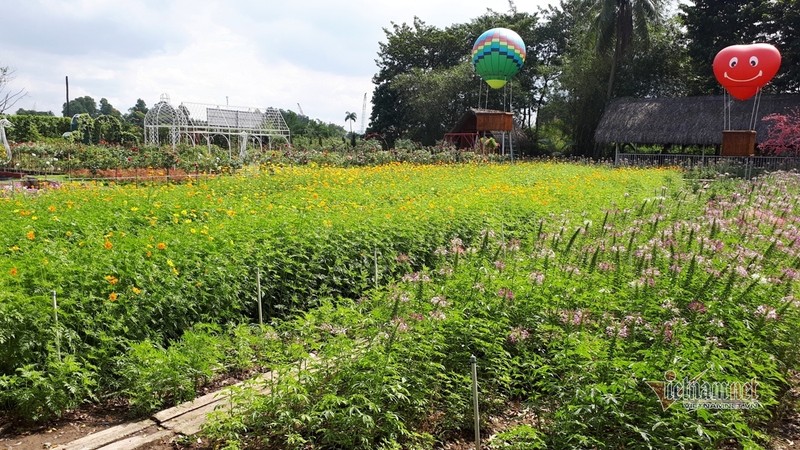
[760,108,800,155]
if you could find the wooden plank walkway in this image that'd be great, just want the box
[53,372,275,450]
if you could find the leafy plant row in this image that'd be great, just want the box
[5,140,512,176]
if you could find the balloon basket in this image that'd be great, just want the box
[721,130,756,156]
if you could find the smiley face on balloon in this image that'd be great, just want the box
[713,43,781,100]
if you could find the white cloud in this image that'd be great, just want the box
[4,0,554,128]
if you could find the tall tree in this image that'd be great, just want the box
[345,111,357,147]
[63,96,98,117]
[125,99,148,128]
[529,3,573,148]
[344,111,357,135]
[0,66,26,114]
[680,0,775,95]
[613,14,691,98]
[370,18,471,146]
[393,62,484,145]
[770,0,800,92]
[585,0,661,100]
[99,98,122,118]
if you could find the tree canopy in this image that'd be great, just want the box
[63,96,98,117]
[369,0,800,156]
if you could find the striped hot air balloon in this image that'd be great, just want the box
[471,28,526,89]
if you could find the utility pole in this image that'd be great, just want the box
[65,76,70,117]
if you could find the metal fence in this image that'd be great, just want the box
[614,152,800,179]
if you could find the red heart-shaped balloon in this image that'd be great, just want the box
[713,43,781,100]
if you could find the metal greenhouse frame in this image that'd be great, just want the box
[144,94,291,155]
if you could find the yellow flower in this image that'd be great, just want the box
[108,292,118,301]
[103,240,113,250]
[157,242,166,250]
[26,230,35,240]
[104,275,119,285]
[132,287,142,295]
[9,267,18,277]
[48,205,56,213]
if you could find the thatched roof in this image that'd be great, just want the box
[595,95,800,146]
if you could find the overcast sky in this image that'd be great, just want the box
[2,0,556,130]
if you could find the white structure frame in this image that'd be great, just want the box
[144,94,291,155]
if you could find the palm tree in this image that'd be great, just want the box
[587,0,660,100]
[344,111,357,147]
[344,111,357,134]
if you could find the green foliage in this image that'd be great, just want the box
[92,115,123,144]
[679,0,800,94]
[543,0,687,157]
[0,356,96,422]
[98,98,122,119]
[393,62,483,146]
[119,325,222,414]
[125,99,148,129]
[680,1,776,95]
[282,110,346,146]
[63,96,98,118]
[15,109,54,116]
[116,323,281,415]
[0,114,71,141]
[489,425,546,450]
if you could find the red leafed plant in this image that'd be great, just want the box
[760,108,800,156]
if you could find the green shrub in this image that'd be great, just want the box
[0,356,96,422]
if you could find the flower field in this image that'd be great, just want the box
[198,171,800,449]
[0,162,676,421]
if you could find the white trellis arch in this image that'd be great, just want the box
[143,94,291,155]
[143,94,188,148]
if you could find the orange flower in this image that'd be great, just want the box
[104,275,119,285]
[104,240,113,250]
[9,267,18,277]
[26,230,35,240]
[157,242,166,250]
[109,292,118,301]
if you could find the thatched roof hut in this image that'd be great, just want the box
[595,95,800,146]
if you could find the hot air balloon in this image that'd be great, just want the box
[713,43,781,100]
[471,28,526,89]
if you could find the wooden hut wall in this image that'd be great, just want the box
[476,113,513,132]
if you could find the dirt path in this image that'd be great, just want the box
[0,373,265,450]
